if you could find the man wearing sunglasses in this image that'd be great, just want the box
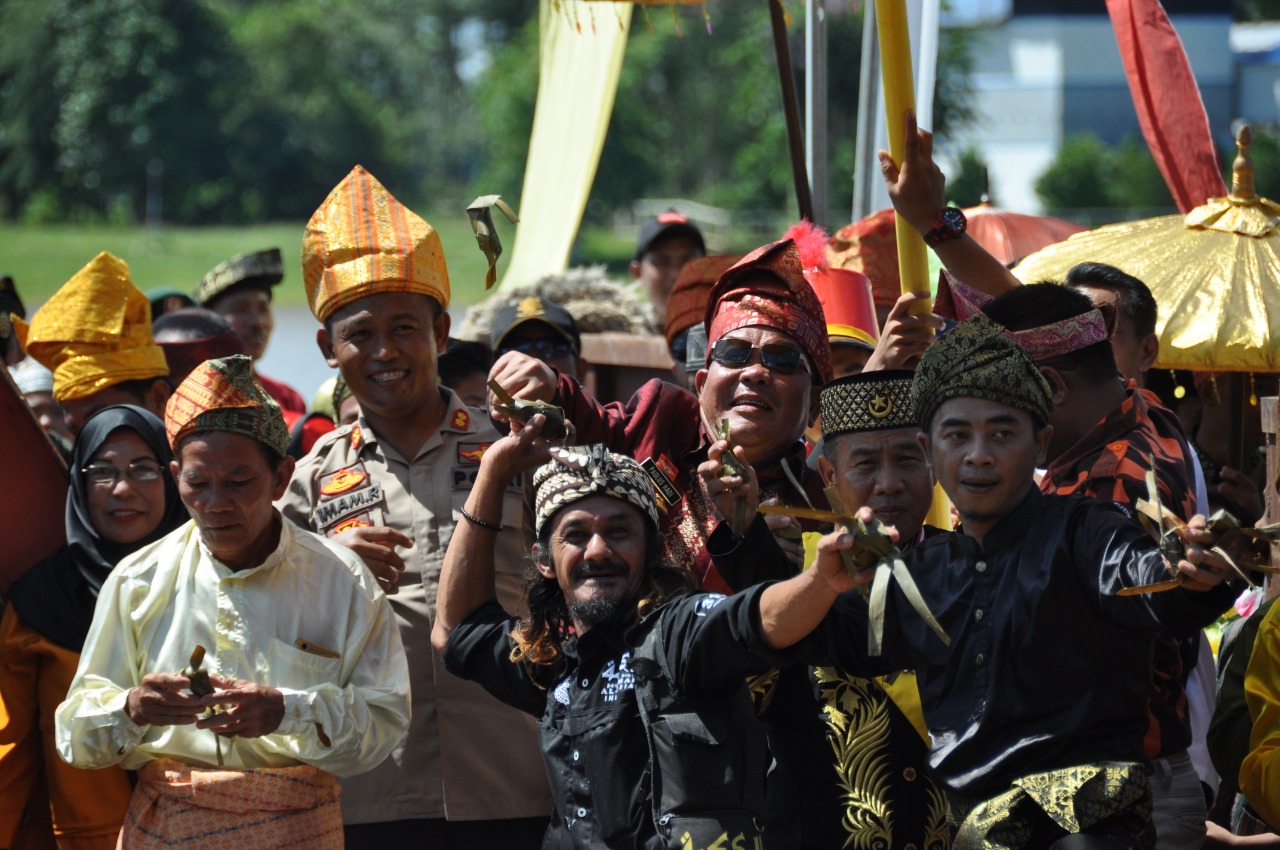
[489,238,831,596]
[490,296,585,380]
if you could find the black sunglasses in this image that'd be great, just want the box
[501,338,575,359]
[709,338,808,375]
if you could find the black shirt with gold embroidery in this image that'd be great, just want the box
[710,519,952,850]
[813,489,1236,800]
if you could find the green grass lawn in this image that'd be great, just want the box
[0,217,641,311]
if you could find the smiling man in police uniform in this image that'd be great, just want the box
[278,165,550,849]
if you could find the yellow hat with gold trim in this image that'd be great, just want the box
[12,252,168,403]
[302,165,450,323]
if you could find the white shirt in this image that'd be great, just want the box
[55,516,410,778]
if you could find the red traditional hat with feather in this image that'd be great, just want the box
[705,236,833,383]
[785,221,879,351]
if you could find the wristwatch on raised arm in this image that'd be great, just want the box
[923,207,967,248]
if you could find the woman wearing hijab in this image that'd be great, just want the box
[0,405,188,850]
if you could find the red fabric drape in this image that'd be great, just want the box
[1107,0,1228,213]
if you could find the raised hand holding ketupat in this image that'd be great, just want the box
[486,351,558,425]
[878,109,1020,299]
[698,434,760,539]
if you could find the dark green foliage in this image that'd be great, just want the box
[0,1,976,227]
[947,147,989,208]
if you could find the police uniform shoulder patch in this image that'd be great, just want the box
[320,467,367,496]
[333,514,373,535]
[457,442,491,464]
[351,423,364,451]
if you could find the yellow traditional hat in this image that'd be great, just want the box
[302,165,450,323]
[12,252,168,403]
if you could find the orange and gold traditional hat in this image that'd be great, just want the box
[165,354,289,457]
[302,165,450,323]
[12,252,168,403]
[664,254,743,346]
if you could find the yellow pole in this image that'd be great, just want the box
[875,0,932,315]
[876,0,949,526]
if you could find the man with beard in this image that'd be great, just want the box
[435,430,808,850]
[488,238,831,593]
[752,314,1239,849]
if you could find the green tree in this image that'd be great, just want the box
[471,6,975,226]
[947,147,988,208]
[1035,134,1112,212]
[1107,138,1173,209]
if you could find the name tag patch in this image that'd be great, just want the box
[640,457,680,512]
[451,467,523,492]
[315,485,383,528]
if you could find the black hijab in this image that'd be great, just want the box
[9,405,189,651]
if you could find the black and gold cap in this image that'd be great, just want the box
[820,369,916,438]
[195,248,284,307]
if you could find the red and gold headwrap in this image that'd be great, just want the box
[935,271,1110,363]
[166,354,290,457]
[705,239,833,383]
[12,252,169,403]
[302,165,450,323]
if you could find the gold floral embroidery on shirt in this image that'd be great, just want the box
[817,667,894,849]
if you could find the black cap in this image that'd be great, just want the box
[195,248,285,307]
[634,210,706,262]
[491,296,581,354]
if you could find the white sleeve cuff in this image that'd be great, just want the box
[277,689,314,736]
[104,689,147,754]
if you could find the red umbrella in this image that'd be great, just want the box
[962,201,1086,267]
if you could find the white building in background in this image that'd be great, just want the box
[945,0,1232,215]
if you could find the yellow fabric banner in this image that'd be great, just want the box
[500,0,633,290]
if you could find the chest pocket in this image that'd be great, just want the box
[269,637,343,691]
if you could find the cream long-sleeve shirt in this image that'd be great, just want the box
[55,515,409,778]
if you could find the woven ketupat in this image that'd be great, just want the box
[12,252,168,402]
[303,165,450,322]
[166,354,289,457]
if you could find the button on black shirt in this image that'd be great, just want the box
[815,489,1235,799]
[444,586,797,850]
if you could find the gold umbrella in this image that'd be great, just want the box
[1013,125,1280,374]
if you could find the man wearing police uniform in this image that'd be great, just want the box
[278,165,550,849]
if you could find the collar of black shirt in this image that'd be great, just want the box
[956,487,1044,554]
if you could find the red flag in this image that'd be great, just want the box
[1108,0,1227,213]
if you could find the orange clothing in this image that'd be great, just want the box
[118,760,342,850]
[0,606,131,850]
